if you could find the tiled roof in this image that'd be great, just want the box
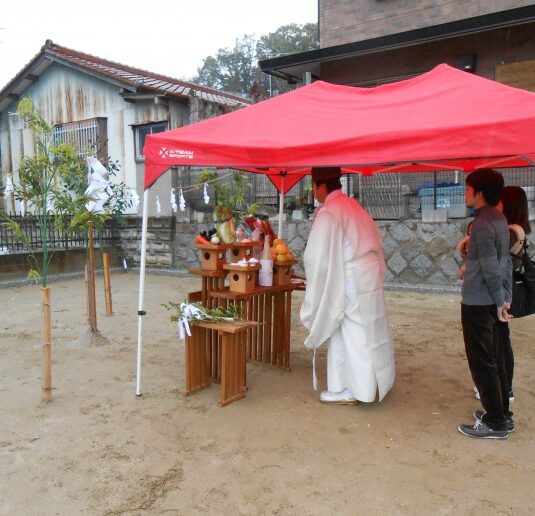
[0,40,252,111]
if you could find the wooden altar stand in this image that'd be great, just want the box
[208,284,294,370]
[184,319,257,406]
[188,269,296,372]
[185,246,300,406]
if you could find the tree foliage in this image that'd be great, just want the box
[1,98,134,285]
[193,23,318,99]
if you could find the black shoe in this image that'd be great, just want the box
[474,410,514,433]
[458,420,508,439]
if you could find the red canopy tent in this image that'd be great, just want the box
[135,64,535,395]
[143,63,535,194]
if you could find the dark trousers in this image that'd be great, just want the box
[461,304,511,431]
[499,322,514,393]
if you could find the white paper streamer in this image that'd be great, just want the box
[46,196,54,213]
[4,175,14,197]
[170,188,178,213]
[85,157,110,214]
[156,195,161,215]
[176,303,206,340]
[130,189,140,212]
[203,183,210,204]
[179,189,186,212]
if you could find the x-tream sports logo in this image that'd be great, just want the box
[158,147,194,159]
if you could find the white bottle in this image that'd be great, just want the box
[259,235,273,286]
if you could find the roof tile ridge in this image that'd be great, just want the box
[44,40,251,104]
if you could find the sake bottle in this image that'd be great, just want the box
[259,235,273,286]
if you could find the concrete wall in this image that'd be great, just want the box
[320,0,535,48]
[117,217,468,289]
[0,246,123,282]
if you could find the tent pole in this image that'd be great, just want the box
[136,189,149,396]
[278,177,285,238]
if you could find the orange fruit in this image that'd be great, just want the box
[270,247,276,259]
[275,244,288,255]
[273,238,284,247]
[276,253,290,263]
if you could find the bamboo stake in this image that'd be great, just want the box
[41,287,52,402]
[102,252,113,316]
[84,263,90,324]
[87,218,97,332]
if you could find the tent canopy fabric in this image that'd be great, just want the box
[143,64,535,191]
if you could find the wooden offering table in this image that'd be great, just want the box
[209,284,294,370]
[185,319,257,406]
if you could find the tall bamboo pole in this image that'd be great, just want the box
[87,217,97,332]
[41,287,52,402]
[103,252,113,316]
[84,264,90,324]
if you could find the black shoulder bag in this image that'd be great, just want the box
[510,242,535,318]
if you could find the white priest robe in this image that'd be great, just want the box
[300,190,395,402]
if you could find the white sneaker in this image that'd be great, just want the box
[320,388,358,405]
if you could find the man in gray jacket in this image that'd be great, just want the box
[458,168,513,439]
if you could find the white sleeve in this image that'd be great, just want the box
[300,210,346,349]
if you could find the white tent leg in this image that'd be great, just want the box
[278,177,285,238]
[136,189,149,396]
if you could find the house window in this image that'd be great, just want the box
[53,118,108,160]
[134,121,167,161]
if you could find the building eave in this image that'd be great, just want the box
[259,5,535,83]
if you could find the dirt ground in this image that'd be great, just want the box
[1,273,534,515]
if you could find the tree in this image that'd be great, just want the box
[195,35,259,96]
[256,23,319,95]
[1,98,135,399]
[193,23,318,98]
[0,98,85,402]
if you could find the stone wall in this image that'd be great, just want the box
[119,217,175,268]
[118,216,468,288]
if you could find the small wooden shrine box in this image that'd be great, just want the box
[223,263,261,293]
[195,242,230,271]
[229,241,262,263]
[273,260,296,286]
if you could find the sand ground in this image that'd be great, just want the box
[1,273,534,515]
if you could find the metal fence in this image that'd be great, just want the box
[355,168,535,219]
[171,166,535,221]
[0,215,120,254]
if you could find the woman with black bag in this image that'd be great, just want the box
[488,186,532,404]
[458,186,532,405]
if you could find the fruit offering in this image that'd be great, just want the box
[271,238,295,263]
